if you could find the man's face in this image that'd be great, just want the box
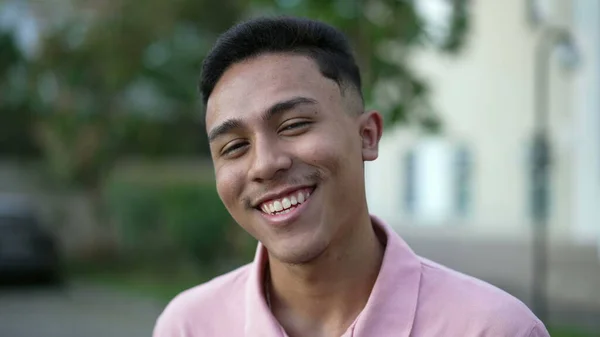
[206,53,382,264]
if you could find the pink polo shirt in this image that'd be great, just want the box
[153,216,550,337]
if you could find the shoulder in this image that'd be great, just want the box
[153,264,251,337]
[414,258,549,336]
[159,263,250,315]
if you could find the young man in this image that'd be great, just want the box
[153,17,550,337]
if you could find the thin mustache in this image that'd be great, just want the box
[244,171,324,209]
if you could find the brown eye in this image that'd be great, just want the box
[279,121,311,133]
[221,141,248,157]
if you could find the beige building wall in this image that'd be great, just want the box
[366,0,598,240]
[571,0,600,242]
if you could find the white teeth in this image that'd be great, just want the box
[260,189,313,215]
[282,197,291,209]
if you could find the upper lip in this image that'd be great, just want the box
[252,185,315,208]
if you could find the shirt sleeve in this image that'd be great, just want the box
[153,312,186,337]
[152,314,172,337]
[527,321,551,337]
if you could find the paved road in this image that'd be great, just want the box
[0,283,165,337]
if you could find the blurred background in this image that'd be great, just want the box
[0,0,598,336]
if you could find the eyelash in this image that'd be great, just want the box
[221,142,247,156]
[281,121,310,131]
[220,121,312,157]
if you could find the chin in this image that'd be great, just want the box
[269,237,330,265]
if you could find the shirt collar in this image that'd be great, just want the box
[244,243,282,336]
[244,215,422,337]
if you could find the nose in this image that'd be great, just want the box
[248,137,292,182]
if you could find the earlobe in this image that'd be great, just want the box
[360,111,384,161]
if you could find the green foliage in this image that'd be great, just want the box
[250,0,471,128]
[0,1,471,249]
[547,327,596,337]
[107,180,255,268]
[0,103,39,157]
[13,0,251,187]
[0,31,40,157]
[0,32,22,78]
[2,0,471,180]
[162,184,233,265]
[33,113,121,188]
[116,116,210,157]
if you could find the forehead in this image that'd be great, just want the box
[205,53,340,128]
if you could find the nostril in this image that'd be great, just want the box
[249,146,293,181]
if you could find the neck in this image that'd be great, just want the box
[266,213,384,337]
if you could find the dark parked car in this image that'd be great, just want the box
[0,196,62,284]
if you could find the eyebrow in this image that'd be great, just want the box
[207,96,318,143]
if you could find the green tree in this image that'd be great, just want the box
[25,0,250,248]
[251,0,470,130]
[0,31,39,157]
[23,0,470,249]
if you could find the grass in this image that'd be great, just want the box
[548,327,596,337]
[78,270,206,303]
[69,262,215,303]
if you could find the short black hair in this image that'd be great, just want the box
[199,16,363,106]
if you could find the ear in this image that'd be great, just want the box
[358,111,384,161]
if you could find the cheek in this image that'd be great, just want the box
[215,164,246,209]
[311,146,341,175]
[294,127,358,174]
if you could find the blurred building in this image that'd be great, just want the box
[367,0,600,243]
[366,0,600,329]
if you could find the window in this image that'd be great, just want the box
[453,145,472,217]
[402,140,473,223]
[403,150,416,216]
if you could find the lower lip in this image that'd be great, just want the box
[258,189,315,226]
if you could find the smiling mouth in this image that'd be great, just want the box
[257,187,315,216]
